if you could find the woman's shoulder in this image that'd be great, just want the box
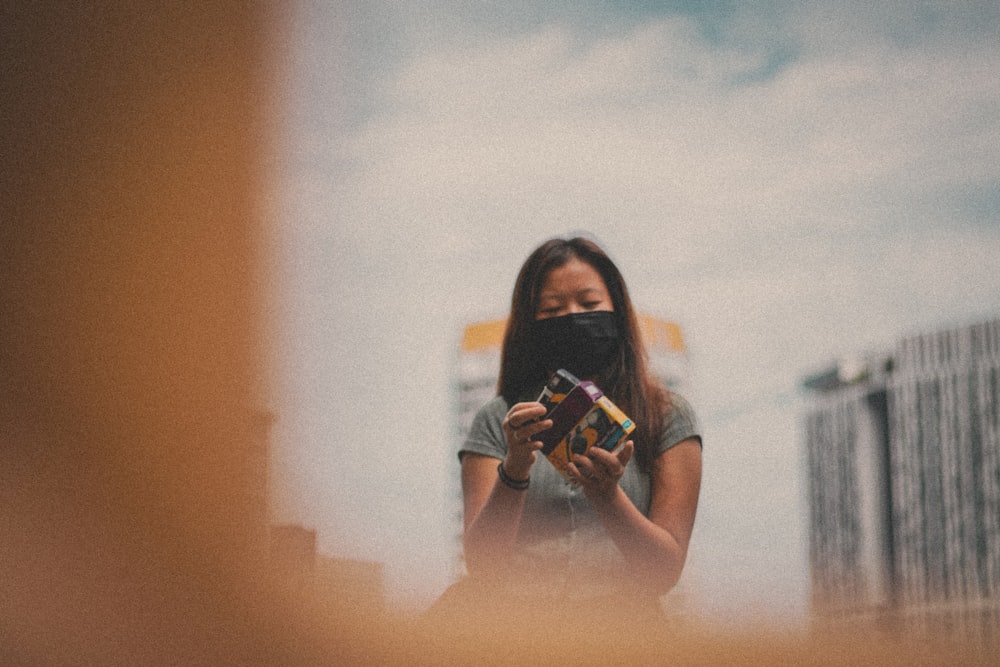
[660,390,702,452]
[475,395,509,420]
[666,391,698,420]
[458,395,510,462]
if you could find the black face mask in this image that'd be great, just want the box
[529,311,620,379]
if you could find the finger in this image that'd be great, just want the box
[522,418,553,439]
[566,461,596,485]
[585,446,617,467]
[511,430,532,450]
[571,453,597,478]
[586,445,629,478]
[505,403,547,430]
[516,408,547,429]
[510,426,549,452]
[588,457,619,482]
[616,441,634,467]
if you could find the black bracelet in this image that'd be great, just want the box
[497,461,529,491]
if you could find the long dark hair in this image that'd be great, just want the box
[497,236,670,472]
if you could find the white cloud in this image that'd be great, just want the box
[275,6,1000,620]
[335,17,999,260]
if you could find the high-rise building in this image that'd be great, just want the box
[802,318,1000,641]
[448,313,689,579]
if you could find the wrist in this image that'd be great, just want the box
[502,454,534,480]
[497,460,530,491]
[585,480,624,507]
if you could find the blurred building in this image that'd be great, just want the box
[270,524,319,596]
[802,318,1000,642]
[448,313,690,579]
[270,524,386,617]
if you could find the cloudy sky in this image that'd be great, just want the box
[266,1,1000,627]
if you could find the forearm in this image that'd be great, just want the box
[461,402,551,576]
[588,486,688,592]
[462,460,530,575]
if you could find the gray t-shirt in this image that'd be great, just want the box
[459,391,701,601]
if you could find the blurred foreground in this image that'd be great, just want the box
[1,4,995,664]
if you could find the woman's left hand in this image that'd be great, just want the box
[567,440,633,501]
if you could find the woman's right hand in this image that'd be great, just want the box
[500,402,552,479]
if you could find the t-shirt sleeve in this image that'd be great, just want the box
[458,396,509,462]
[658,392,702,455]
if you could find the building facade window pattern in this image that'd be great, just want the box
[888,322,1000,609]
[803,319,1000,638]
[805,390,861,607]
[804,386,891,612]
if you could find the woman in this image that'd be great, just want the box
[457,236,702,619]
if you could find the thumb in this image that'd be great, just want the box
[616,440,634,467]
